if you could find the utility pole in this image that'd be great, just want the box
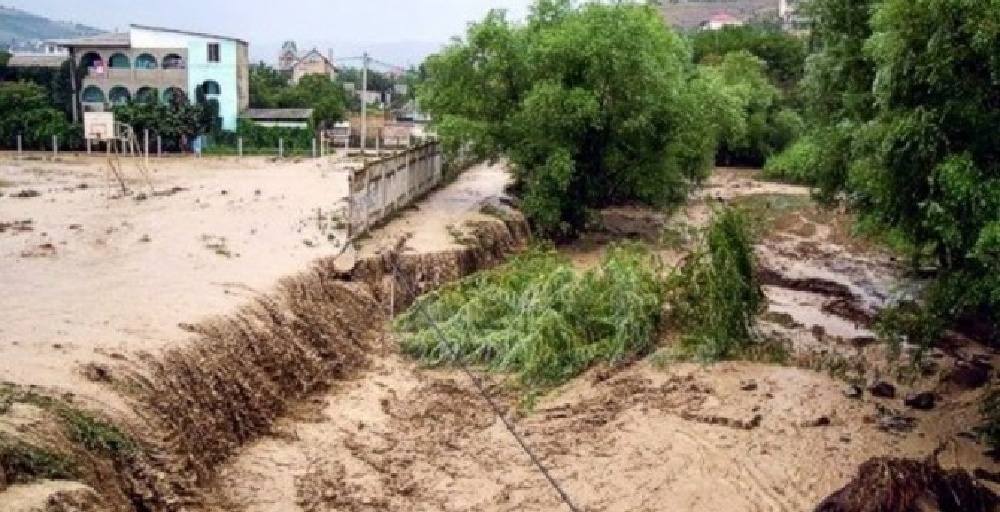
[361,52,369,153]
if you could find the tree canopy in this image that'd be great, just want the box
[248,63,346,128]
[766,0,1000,343]
[420,0,727,236]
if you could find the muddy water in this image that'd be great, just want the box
[213,168,1000,511]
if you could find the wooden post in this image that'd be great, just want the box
[52,135,58,157]
[144,129,149,167]
[238,137,243,159]
[312,138,317,158]
[157,135,162,157]
[278,138,283,159]
[86,138,91,155]
[16,134,22,159]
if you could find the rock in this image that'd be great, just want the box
[12,189,40,198]
[740,379,758,391]
[807,416,832,427]
[947,362,990,390]
[843,385,863,400]
[597,207,666,242]
[815,457,999,512]
[868,381,896,399]
[904,392,936,410]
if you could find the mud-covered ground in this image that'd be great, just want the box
[0,154,355,405]
[215,168,1000,511]
[3,163,996,511]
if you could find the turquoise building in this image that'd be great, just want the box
[57,25,250,131]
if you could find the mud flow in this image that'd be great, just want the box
[2,163,998,511]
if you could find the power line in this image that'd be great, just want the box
[388,254,583,512]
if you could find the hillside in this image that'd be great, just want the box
[661,0,780,28]
[0,5,101,45]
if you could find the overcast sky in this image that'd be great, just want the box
[7,0,536,65]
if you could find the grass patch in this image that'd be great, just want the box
[0,384,135,457]
[57,408,135,456]
[665,208,765,361]
[0,434,77,484]
[395,243,664,386]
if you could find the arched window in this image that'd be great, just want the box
[135,53,157,70]
[162,87,187,104]
[109,86,131,105]
[82,86,105,103]
[202,80,221,95]
[162,53,185,69]
[80,52,103,77]
[108,53,130,69]
[135,87,158,104]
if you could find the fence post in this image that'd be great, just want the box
[16,134,22,159]
[52,135,58,157]
[237,137,243,159]
[279,138,284,159]
[312,138,317,158]
[157,135,162,158]
[86,138,91,156]
[375,129,380,154]
[144,129,149,167]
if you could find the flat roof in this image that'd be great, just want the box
[6,54,69,68]
[52,25,248,49]
[130,24,248,46]
[51,32,131,48]
[243,108,314,120]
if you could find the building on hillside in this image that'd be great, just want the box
[290,49,336,84]
[704,12,745,30]
[780,0,811,34]
[244,108,313,129]
[277,41,337,83]
[278,40,298,72]
[661,0,779,29]
[5,40,69,68]
[53,25,250,131]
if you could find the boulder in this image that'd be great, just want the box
[814,458,999,512]
[868,381,896,399]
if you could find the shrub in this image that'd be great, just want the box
[395,244,664,386]
[763,134,822,184]
[666,208,764,360]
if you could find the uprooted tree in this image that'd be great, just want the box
[419,0,735,237]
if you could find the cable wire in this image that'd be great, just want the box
[388,254,583,512]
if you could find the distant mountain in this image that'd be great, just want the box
[0,5,102,46]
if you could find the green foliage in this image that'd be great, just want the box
[206,119,314,156]
[785,0,1000,346]
[762,131,819,185]
[979,388,1000,450]
[249,63,345,127]
[667,208,764,361]
[703,51,801,166]
[395,244,664,386]
[0,58,77,120]
[691,25,808,87]
[0,435,77,485]
[112,97,209,152]
[0,80,77,149]
[420,0,720,236]
[57,408,135,456]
